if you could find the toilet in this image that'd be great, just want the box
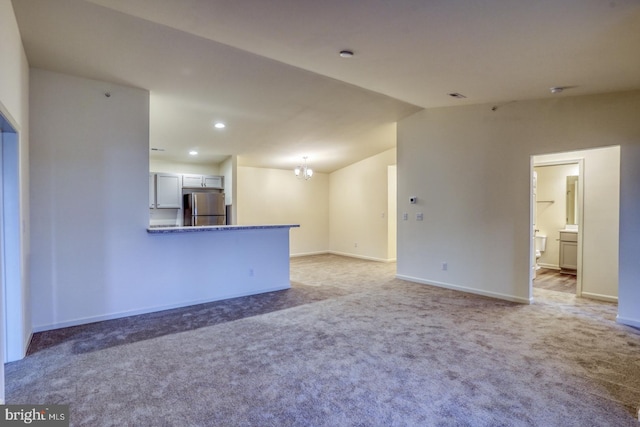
[534,235,547,270]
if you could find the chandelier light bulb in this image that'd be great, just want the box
[294,157,313,180]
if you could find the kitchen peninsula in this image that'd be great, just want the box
[146,170,300,323]
[141,224,300,320]
[147,224,299,234]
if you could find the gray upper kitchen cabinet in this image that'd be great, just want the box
[182,174,203,188]
[149,173,155,208]
[203,175,223,188]
[182,174,223,189]
[154,173,182,208]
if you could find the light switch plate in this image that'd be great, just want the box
[417,213,424,221]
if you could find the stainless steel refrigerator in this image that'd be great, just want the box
[183,192,226,226]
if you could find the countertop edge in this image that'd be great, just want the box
[147,224,300,234]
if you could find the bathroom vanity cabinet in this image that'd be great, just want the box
[559,231,578,274]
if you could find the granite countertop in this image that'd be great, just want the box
[147,224,300,234]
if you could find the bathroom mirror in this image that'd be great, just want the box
[566,176,578,225]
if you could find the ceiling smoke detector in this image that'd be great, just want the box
[448,92,467,99]
[339,50,354,58]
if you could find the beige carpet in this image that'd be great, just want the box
[6,254,640,426]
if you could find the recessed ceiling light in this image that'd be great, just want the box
[339,50,354,58]
[550,85,577,94]
[213,122,226,129]
[189,150,198,156]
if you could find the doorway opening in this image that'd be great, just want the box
[532,160,583,296]
[0,110,24,364]
[529,146,620,303]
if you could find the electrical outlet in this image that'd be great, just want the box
[249,268,254,277]
[403,213,408,221]
[354,242,358,248]
[416,212,424,221]
[441,262,448,271]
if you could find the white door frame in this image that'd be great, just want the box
[0,126,5,404]
[0,105,26,405]
[530,157,584,298]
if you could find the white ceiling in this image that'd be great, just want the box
[12,0,640,172]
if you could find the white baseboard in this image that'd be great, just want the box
[580,292,618,303]
[329,251,396,263]
[538,263,560,270]
[290,250,330,258]
[32,284,291,333]
[23,331,33,359]
[396,274,532,304]
[616,315,640,329]
[290,250,396,263]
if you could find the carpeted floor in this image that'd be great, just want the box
[6,254,640,426]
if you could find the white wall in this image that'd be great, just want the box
[220,155,236,219]
[619,142,640,327]
[235,151,398,260]
[534,163,580,268]
[0,0,31,370]
[0,1,28,129]
[30,69,292,331]
[149,159,221,175]
[329,148,397,261]
[397,91,640,321]
[535,147,620,301]
[387,165,397,260]
[237,166,329,256]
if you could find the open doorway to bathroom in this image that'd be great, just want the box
[532,161,582,295]
[530,146,620,303]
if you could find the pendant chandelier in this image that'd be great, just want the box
[294,156,313,180]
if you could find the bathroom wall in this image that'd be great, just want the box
[534,163,579,269]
